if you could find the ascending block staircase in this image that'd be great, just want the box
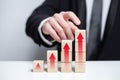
[33,30,86,73]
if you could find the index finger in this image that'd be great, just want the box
[60,11,81,25]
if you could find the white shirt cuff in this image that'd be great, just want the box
[38,17,55,46]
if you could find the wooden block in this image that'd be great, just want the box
[61,51,72,62]
[33,60,44,72]
[61,40,72,51]
[75,51,86,63]
[75,30,86,42]
[75,41,86,52]
[75,63,85,73]
[47,62,58,72]
[61,62,72,72]
[47,50,58,62]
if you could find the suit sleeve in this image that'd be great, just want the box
[25,0,60,47]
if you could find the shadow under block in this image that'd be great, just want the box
[75,30,86,42]
[47,62,58,72]
[61,62,72,72]
[61,40,72,51]
[61,51,72,62]
[75,63,85,73]
[47,50,58,62]
[33,60,44,72]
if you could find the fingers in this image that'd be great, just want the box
[53,13,69,28]
[43,22,61,42]
[42,11,81,43]
[67,21,79,34]
[53,14,74,40]
[60,11,81,25]
[48,17,67,40]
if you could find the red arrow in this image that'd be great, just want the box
[77,33,83,42]
[35,63,41,70]
[77,33,83,62]
[49,53,56,68]
[63,43,70,62]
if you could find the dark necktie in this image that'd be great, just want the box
[87,0,103,60]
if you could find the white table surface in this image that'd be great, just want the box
[0,61,120,80]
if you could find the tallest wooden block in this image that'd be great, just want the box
[75,30,86,73]
[75,30,86,42]
[75,30,86,52]
[75,30,86,62]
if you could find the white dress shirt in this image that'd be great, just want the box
[38,0,111,45]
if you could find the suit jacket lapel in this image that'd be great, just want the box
[77,0,86,29]
[103,0,119,40]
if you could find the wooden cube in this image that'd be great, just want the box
[75,63,85,73]
[61,51,72,62]
[61,40,72,51]
[75,30,86,42]
[33,60,44,72]
[75,51,86,63]
[75,41,86,52]
[47,62,58,72]
[47,50,58,62]
[61,62,72,72]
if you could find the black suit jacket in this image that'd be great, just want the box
[26,0,120,60]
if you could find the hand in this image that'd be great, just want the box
[42,11,81,42]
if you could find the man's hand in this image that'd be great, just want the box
[42,11,81,42]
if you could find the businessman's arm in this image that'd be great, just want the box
[26,0,80,47]
[26,0,61,47]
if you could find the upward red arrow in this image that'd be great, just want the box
[49,53,56,68]
[63,43,70,62]
[77,33,84,62]
[35,63,41,70]
[77,33,83,42]
[63,43,70,51]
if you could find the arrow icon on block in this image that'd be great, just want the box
[77,33,83,42]
[77,33,83,62]
[63,43,70,62]
[49,53,56,68]
[35,63,41,70]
